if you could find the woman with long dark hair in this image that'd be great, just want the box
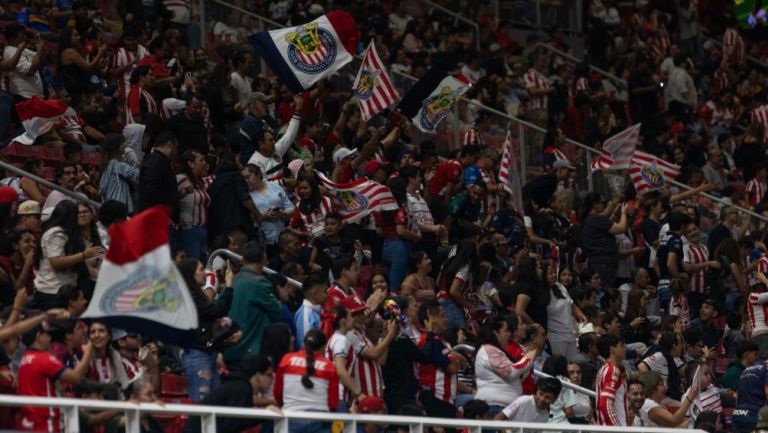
[624,289,652,345]
[260,322,294,368]
[543,261,584,359]
[474,315,536,416]
[33,201,102,309]
[400,250,436,302]
[638,331,685,400]
[577,192,628,289]
[76,202,103,288]
[512,257,548,327]
[99,133,139,212]
[289,173,336,244]
[177,258,236,401]
[275,328,338,432]
[436,239,480,329]
[58,27,106,98]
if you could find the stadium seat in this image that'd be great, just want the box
[43,166,55,181]
[81,151,102,167]
[160,373,189,397]
[43,147,65,163]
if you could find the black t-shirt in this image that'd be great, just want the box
[628,70,658,115]
[658,232,684,280]
[580,214,617,264]
[313,234,354,274]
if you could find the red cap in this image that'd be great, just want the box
[358,396,386,413]
[0,186,19,204]
[671,123,685,134]
[341,295,366,314]
[364,160,389,177]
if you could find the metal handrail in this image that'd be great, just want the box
[537,43,628,89]
[0,159,101,209]
[0,394,701,433]
[417,0,481,51]
[205,248,303,288]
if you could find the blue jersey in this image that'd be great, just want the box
[657,232,684,279]
[736,363,768,412]
[463,164,482,187]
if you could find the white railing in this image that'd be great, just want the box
[0,159,101,209]
[0,394,699,433]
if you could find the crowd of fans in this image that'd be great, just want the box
[2,0,768,433]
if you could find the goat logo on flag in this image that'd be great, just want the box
[353,42,400,121]
[419,83,465,132]
[639,160,666,189]
[285,22,337,74]
[338,190,370,212]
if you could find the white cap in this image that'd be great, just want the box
[333,147,359,164]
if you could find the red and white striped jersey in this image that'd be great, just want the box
[113,45,148,99]
[683,241,709,294]
[289,195,336,241]
[575,77,590,93]
[723,28,745,65]
[126,84,158,124]
[650,32,671,59]
[756,256,768,275]
[596,361,627,426]
[753,104,768,141]
[417,332,458,404]
[326,331,357,400]
[274,350,340,412]
[347,329,383,398]
[480,167,501,217]
[748,292,768,337]
[523,68,552,111]
[462,128,486,147]
[55,113,87,143]
[747,178,767,206]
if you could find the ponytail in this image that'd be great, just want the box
[301,329,327,389]
[330,306,348,331]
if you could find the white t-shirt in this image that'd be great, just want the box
[502,395,549,423]
[230,71,253,104]
[547,283,576,342]
[633,398,661,427]
[3,45,43,98]
[33,227,78,295]
[640,352,684,385]
[549,376,577,424]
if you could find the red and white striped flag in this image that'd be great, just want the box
[82,206,198,343]
[499,131,523,212]
[590,124,641,172]
[353,41,400,121]
[316,171,398,222]
[13,96,75,145]
[629,151,681,193]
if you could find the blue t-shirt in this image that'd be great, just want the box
[463,164,482,186]
[657,232,684,280]
[736,363,768,412]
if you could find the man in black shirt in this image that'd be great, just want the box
[168,94,209,155]
[628,57,659,126]
[522,159,574,208]
[138,131,180,223]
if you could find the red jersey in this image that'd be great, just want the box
[505,341,535,395]
[137,55,169,80]
[430,160,463,198]
[596,361,627,426]
[17,349,66,432]
[290,196,336,243]
[274,350,339,412]
[126,84,157,124]
[417,332,458,404]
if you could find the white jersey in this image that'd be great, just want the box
[748,292,768,337]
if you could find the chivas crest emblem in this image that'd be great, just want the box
[285,23,338,74]
[355,68,380,100]
[419,86,463,131]
[640,161,665,189]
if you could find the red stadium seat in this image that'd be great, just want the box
[43,147,65,163]
[81,151,102,167]
[160,373,189,397]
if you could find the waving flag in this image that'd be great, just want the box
[629,151,681,193]
[353,41,400,121]
[13,96,75,145]
[590,124,641,172]
[82,206,198,343]
[396,67,469,133]
[499,131,523,212]
[316,171,398,222]
[249,10,359,94]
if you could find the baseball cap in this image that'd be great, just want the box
[341,296,366,314]
[333,147,358,165]
[364,160,389,177]
[0,186,19,204]
[553,159,576,170]
[246,92,272,105]
[358,396,386,413]
[17,200,41,215]
[111,328,139,341]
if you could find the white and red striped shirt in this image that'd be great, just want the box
[596,361,627,426]
[752,104,768,141]
[650,32,671,59]
[723,28,745,66]
[113,45,148,99]
[480,167,501,216]
[417,332,458,404]
[326,331,357,401]
[274,350,340,412]
[55,113,87,143]
[670,296,691,329]
[289,195,335,242]
[683,241,709,294]
[176,174,210,228]
[523,68,552,111]
[126,84,158,124]
[575,77,590,93]
[748,291,768,338]
[747,177,767,207]
[462,128,486,147]
[347,328,384,398]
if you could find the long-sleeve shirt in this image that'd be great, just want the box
[596,361,627,426]
[138,150,180,222]
[474,344,532,407]
[247,114,301,181]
